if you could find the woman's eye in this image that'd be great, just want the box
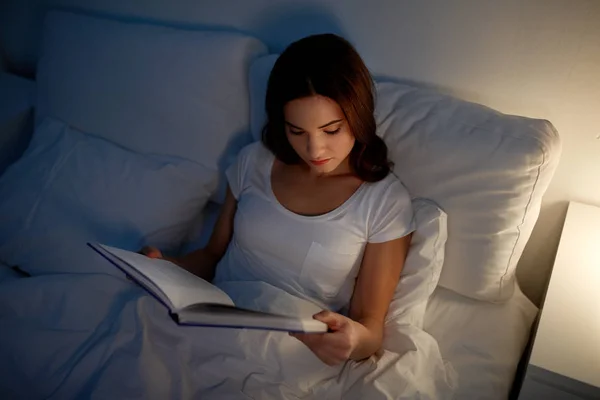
[289,130,304,135]
[324,128,341,135]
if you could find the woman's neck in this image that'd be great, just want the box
[300,157,354,180]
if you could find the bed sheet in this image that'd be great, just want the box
[0,272,456,399]
[0,251,533,399]
[0,266,22,282]
[423,284,538,399]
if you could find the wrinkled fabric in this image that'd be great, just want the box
[0,274,456,399]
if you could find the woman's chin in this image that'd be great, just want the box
[309,163,341,176]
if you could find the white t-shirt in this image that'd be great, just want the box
[213,142,415,311]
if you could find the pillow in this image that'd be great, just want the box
[248,55,561,302]
[36,10,268,201]
[385,198,447,329]
[178,201,222,255]
[376,83,560,302]
[0,72,35,177]
[0,118,214,276]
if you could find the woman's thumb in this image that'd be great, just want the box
[313,310,343,331]
[141,246,163,259]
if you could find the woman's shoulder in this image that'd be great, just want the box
[233,141,274,173]
[238,141,271,160]
[227,141,273,199]
[361,172,415,243]
[364,172,411,202]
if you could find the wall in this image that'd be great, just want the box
[1,0,599,305]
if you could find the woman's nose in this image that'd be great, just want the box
[307,134,325,158]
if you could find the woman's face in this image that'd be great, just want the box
[284,95,355,176]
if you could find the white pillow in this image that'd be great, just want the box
[385,198,447,329]
[248,55,561,302]
[0,72,35,176]
[375,82,561,302]
[0,118,214,276]
[36,10,268,201]
[179,201,222,255]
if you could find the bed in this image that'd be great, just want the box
[425,284,538,398]
[0,10,560,400]
[0,264,536,400]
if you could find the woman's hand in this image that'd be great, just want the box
[139,246,215,281]
[140,246,164,259]
[290,310,361,366]
[139,246,181,265]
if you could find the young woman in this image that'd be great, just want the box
[142,33,414,367]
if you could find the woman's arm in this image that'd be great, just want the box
[291,234,411,365]
[347,234,411,360]
[177,187,237,281]
[143,186,237,281]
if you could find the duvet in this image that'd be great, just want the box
[0,273,456,399]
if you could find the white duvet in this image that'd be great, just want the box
[0,273,456,399]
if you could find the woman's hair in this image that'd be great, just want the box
[262,33,391,182]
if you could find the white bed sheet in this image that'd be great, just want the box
[0,272,456,399]
[424,284,538,399]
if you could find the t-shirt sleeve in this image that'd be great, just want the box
[368,178,416,243]
[225,142,261,200]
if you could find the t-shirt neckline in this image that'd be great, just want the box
[265,151,366,221]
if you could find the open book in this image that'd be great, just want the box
[88,243,327,333]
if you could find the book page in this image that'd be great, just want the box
[92,244,173,309]
[99,244,234,310]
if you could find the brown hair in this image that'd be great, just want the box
[261,33,391,182]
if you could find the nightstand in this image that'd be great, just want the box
[518,202,600,399]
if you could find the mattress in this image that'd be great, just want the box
[423,284,538,399]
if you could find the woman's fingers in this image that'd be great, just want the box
[313,310,345,331]
[290,323,354,366]
[140,246,163,259]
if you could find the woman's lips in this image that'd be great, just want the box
[310,158,331,166]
